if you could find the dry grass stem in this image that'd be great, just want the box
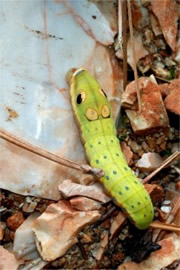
[127,0,142,114]
[142,151,180,184]
[0,128,104,178]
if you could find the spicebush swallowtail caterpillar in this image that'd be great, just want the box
[66,68,154,229]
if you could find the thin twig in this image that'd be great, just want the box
[150,221,180,233]
[118,0,123,49]
[155,76,171,83]
[0,128,104,178]
[122,0,128,90]
[142,151,180,184]
[127,0,142,114]
[153,195,180,242]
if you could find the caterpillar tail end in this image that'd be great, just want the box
[133,208,154,230]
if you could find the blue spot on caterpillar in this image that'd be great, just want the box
[66,68,154,230]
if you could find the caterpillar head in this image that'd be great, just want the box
[66,68,112,125]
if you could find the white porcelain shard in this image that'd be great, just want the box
[13,212,41,260]
[0,1,122,199]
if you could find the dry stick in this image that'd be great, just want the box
[118,0,123,49]
[142,151,180,184]
[122,0,128,90]
[153,195,180,242]
[150,221,180,233]
[127,0,142,114]
[0,128,104,178]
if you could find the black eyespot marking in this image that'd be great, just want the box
[106,176,109,180]
[125,186,129,190]
[111,140,113,143]
[137,202,141,205]
[124,167,128,171]
[134,181,138,184]
[119,191,123,195]
[113,171,117,175]
[144,214,147,218]
[131,205,134,208]
[76,94,82,104]
[95,128,98,131]
[116,153,119,156]
[145,196,148,200]
[98,141,101,144]
[90,145,93,148]
[96,160,99,164]
[104,156,107,159]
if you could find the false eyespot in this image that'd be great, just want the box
[76,91,86,104]
[101,105,110,118]
[99,88,107,98]
[86,108,98,120]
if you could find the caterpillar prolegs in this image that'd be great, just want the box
[66,68,154,229]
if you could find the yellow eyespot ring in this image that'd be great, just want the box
[76,91,86,104]
[86,108,98,121]
[101,105,110,118]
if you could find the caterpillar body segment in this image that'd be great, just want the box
[66,68,154,230]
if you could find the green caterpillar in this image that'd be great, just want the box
[66,68,154,229]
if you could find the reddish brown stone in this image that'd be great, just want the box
[110,212,126,240]
[144,184,164,203]
[120,142,133,165]
[151,0,178,51]
[6,212,24,231]
[164,79,180,115]
[121,77,169,135]
[175,181,180,192]
[0,222,5,240]
[159,83,170,97]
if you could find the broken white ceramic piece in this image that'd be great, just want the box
[0,1,122,200]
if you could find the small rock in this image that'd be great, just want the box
[22,201,38,213]
[70,196,101,211]
[13,212,40,260]
[110,212,126,240]
[175,181,180,192]
[151,0,178,51]
[150,13,162,36]
[161,206,172,214]
[32,201,100,261]
[92,231,109,261]
[136,153,164,172]
[6,212,25,231]
[121,77,169,135]
[120,142,133,165]
[164,79,180,115]
[162,200,171,206]
[142,141,149,152]
[146,136,156,149]
[80,233,92,244]
[128,140,141,153]
[144,184,164,203]
[59,180,111,203]
[0,222,5,240]
[0,246,23,270]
